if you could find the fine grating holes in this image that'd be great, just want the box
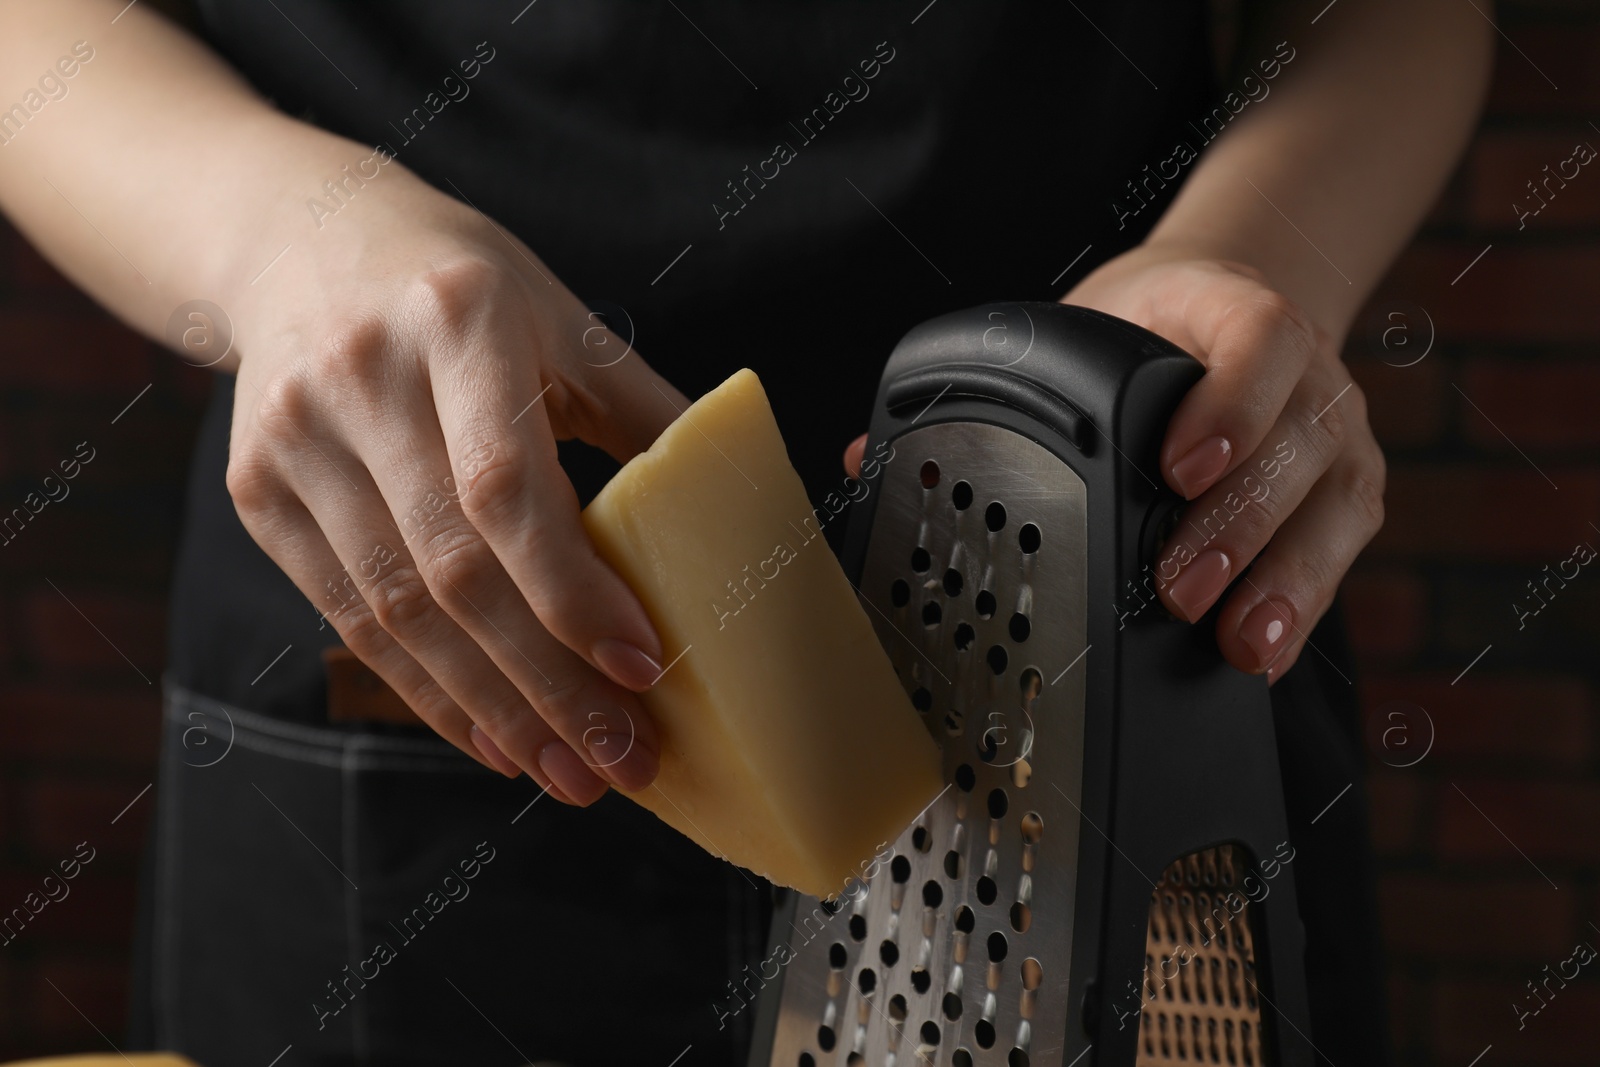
[975,589,997,618]
[912,687,932,711]
[975,1020,996,1049]
[988,787,1009,819]
[911,547,931,573]
[978,728,1000,764]
[988,931,1009,962]
[1010,1050,1031,1067]
[912,825,930,853]
[1019,667,1041,704]
[891,579,910,607]
[818,1026,836,1052]
[1018,522,1041,553]
[889,994,908,1023]
[921,460,940,489]
[943,850,963,879]
[891,855,912,884]
[879,939,900,967]
[943,993,964,1020]
[828,942,847,969]
[1009,612,1031,642]
[911,968,932,994]
[976,876,997,906]
[955,763,976,791]
[858,967,877,996]
[1021,812,1044,843]
[923,880,943,908]
[953,1051,974,1067]
[954,622,976,651]
[920,1021,941,1045]
[1009,901,1031,933]
[954,905,976,933]
[1021,957,1043,991]
[985,501,1007,532]
[922,601,942,627]
[987,645,1009,675]
[944,709,965,736]
[943,568,964,597]
[952,480,973,510]
[799,1055,815,1067]
[849,914,867,941]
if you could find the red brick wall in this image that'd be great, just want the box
[0,3,1596,1062]
[1345,4,1600,1063]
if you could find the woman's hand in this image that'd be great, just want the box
[1063,246,1386,683]
[222,162,685,804]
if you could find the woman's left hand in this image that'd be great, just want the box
[1062,245,1387,683]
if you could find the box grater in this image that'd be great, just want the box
[744,302,1313,1067]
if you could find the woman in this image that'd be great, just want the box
[0,0,1490,1063]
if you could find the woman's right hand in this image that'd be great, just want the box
[219,158,683,806]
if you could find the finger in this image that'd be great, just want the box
[428,326,671,696]
[558,317,693,462]
[844,433,867,478]
[1152,360,1360,623]
[1161,286,1321,499]
[348,380,663,793]
[260,436,615,805]
[1212,438,1386,679]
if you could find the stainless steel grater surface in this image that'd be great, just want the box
[760,422,1087,1067]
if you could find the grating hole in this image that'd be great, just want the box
[912,826,930,853]
[818,1026,836,1052]
[799,1055,815,1067]
[943,568,964,597]
[859,967,877,996]
[976,876,997,906]
[1010,1049,1031,1067]
[1018,522,1041,553]
[1019,667,1041,703]
[1012,758,1032,789]
[952,481,973,510]
[1010,901,1031,933]
[955,764,976,791]
[945,709,964,736]
[978,729,1000,764]
[988,787,1010,820]
[975,590,997,618]
[848,1055,865,1067]
[829,942,847,969]
[1021,957,1043,991]
[1021,812,1044,844]
[922,601,942,628]
[923,880,943,908]
[921,460,940,489]
[953,1051,974,1067]
[879,939,900,967]
[911,968,932,995]
[912,687,932,712]
[943,993,964,1020]
[943,850,963,879]
[889,994,908,1022]
[987,645,1009,675]
[954,905,975,933]
[891,579,910,607]
[988,931,1009,962]
[975,1020,996,1049]
[848,914,867,941]
[985,501,1007,532]
[1009,613,1031,643]
[891,856,911,883]
[911,547,931,573]
[954,622,976,651]
[920,1020,941,1045]
[821,896,842,915]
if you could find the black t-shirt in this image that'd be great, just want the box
[162,2,1389,1057]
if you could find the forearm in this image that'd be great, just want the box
[0,0,404,368]
[1145,0,1494,338]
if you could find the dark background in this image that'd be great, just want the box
[2,2,1599,1063]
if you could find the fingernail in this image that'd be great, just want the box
[1167,549,1232,622]
[586,730,659,792]
[469,724,521,779]
[1239,598,1295,672]
[592,638,663,691]
[1170,435,1233,499]
[537,742,609,806]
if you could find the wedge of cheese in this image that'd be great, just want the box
[582,369,941,898]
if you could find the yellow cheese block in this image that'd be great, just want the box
[582,368,942,898]
[3,1057,197,1066]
